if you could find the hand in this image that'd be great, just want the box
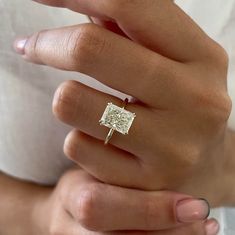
[14,0,233,207]
[31,168,218,235]
[0,170,218,235]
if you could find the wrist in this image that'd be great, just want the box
[0,173,52,235]
[31,186,52,235]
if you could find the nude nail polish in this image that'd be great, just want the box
[13,38,27,55]
[176,198,210,223]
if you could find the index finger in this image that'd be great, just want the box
[32,0,221,62]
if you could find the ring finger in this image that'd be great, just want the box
[53,80,154,156]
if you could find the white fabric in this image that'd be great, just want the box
[0,0,234,234]
[0,0,126,184]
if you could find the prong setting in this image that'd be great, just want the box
[99,103,136,135]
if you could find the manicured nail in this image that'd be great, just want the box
[13,38,28,55]
[176,198,210,223]
[205,219,220,235]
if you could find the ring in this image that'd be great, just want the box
[99,98,136,145]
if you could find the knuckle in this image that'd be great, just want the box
[152,144,201,187]
[76,184,103,231]
[66,24,110,71]
[165,141,201,167]
[215,45,229,68]
[207,43,229,73]
[218,47,229,70]
[171,145,201,172]
[190,85,232,128]
[211,93,232,125]
[224,95,233,120]
[180,147,202,170]
[200,91,232,125]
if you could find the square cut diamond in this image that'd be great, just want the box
[99,103,136,135]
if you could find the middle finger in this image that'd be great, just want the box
[15,23,183,107]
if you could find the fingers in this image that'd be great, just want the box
[53,80,154,156]
[126,220,219,235]
[64,130,174,190]
[64,170,210,232]
[64,130,145,189]
[14,23,184,107]
[77,219,219,235]
[32,0,219,62]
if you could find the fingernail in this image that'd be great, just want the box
[176,198,210,223]
[205,219,220,235]
[13,38,28,55]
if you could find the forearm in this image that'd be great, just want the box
[0,172,51,235]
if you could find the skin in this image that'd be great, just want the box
[0,170,218,235]
[11,0,234,234]
[17,0,235,207]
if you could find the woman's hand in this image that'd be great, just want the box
[14,0,234,206]
[29,169,219,235]
[0,169,218,235]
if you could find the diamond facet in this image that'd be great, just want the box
[99,103,136,135]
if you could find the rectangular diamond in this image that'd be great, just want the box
[99,103,136,135]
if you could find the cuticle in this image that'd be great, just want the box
[198,198,211,219]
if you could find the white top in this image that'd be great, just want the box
[0,0,234,234]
